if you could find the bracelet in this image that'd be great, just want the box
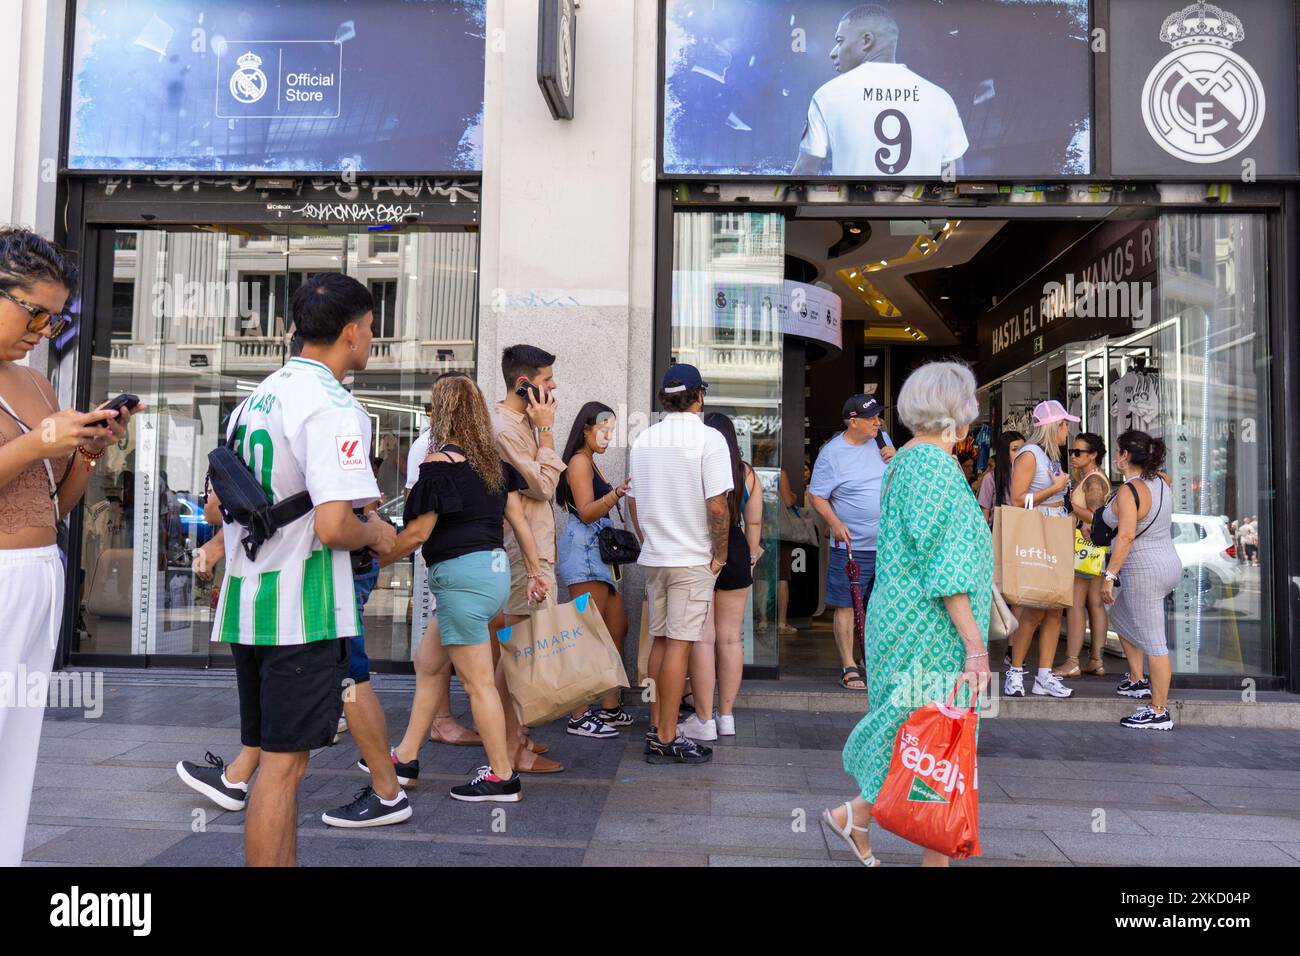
[537,426,552,433]
[77,444,106,462]
[966,651,988,659]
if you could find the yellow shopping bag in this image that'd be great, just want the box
[1073,528,1107,577]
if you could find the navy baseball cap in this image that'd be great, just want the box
[843,394,886,420]
[662,363,708,394]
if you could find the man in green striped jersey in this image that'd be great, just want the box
[212,274,398,866]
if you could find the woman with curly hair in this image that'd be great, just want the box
[379,372,550,802]
[0,227,136,864]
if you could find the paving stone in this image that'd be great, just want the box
[25,826,189,866]
[73,722,246,746]
[22,825,71,856]
[993,776,1211,809]
[1045,830,1299,866]
[582,847,708,867]
[36,737,142,763]
[1180,785,1300,813]
[978,802,1148,835]
[593,810,819,853]
[604,784,712,815]
[709,854,857,867]
[33,763,177,792]
[1274,843,1300,863]
[1125,809,1300,842]
[28,787,215,825]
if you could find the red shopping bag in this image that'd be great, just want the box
[871,685,981,859]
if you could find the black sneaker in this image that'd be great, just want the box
[595,706,634,727]
[321,786,413,828]
[645,734,713,765]
[450,766,523,803]
[1120,705,1174,731]
[568,707,620,739]
[644,724,659,747]
[175,751,248,812]
[358,748,419,787]
[1116,675,1153,699]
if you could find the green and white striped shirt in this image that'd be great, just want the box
[212,357,379,646]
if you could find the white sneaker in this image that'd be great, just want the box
[716,713,736,737]
[1032,672,1075,698]
[1004,667,1025,697]
[677,714,718,741]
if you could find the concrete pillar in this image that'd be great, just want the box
[476,0,659,670]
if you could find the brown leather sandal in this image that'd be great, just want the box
[1052,656,1081,679]
[514,744,564,773]
[429,715,482,746]
[1082,657,1106,677]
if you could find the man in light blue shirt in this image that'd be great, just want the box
[809,395,894,690]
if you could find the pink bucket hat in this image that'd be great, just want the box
[1032,399,1080,426]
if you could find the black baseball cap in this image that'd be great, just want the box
[661,363,708,394]
[843,394,886,420]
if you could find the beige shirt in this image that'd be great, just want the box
[492,401,566,564]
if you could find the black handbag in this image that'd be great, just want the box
[590,463,640,565]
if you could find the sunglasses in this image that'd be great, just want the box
[1069,448,1093,457]
[0,288,72,338]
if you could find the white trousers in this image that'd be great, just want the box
[0,545,64,867]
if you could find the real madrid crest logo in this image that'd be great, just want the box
[1141,2,1265,164]
[230,51,269,105]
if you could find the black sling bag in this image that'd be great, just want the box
[206,401,313,560]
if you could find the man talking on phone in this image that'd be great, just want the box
[491,344,566,772]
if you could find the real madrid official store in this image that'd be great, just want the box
[43,0,1300,692]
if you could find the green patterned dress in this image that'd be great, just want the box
[842,443,993,803]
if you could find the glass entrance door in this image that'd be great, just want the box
[73,223,479,665]
[670,210,784,672]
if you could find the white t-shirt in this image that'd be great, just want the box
[628,412,734,567]
[406,427,431,491]
[800,61,968,176]
[213,357,380,646]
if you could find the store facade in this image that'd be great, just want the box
[30,0,1300,691]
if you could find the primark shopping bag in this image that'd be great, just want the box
[497,593,629,727]
[993,497,1075,609]
[871,685,981,860]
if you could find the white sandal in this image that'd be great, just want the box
[821,802,881,867]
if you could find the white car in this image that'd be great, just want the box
[1171,513,1241,608]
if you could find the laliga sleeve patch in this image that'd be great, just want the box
[336,435,367,471]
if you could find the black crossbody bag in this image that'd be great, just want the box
[1090,480,1162,575]
[587,463,640,565]
[206,401,312,560]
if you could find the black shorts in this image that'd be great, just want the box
[231,639,350,753]
[716,526,753,591]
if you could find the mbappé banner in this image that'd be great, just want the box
[661,0,1092,178]
[68,0,486,173]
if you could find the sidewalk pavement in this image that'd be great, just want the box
[22,671,1300,867]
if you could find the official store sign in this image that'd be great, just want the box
[218,43,342,119]
[1111,0,1296,176]
[67,0,486,174]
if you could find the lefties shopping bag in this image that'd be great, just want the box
[497,592,629,727]
[871,686,981,860]
[993,497,1075,609]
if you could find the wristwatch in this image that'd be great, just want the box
[537,426,552,433]
[1103,570,1119,584]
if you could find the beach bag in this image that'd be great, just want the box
[994,496,1075,609]
[872,684,982,860]
[497,593,629,727]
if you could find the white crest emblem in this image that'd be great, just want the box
[1141,2,1265,164]
[230,51,269,105]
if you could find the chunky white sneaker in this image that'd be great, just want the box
[677,714,718,741]
[1121,705,1173,731]
[716,713,736,737]
[1004,667,1025,697]
[1032,672,1075,698]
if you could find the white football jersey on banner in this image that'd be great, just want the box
[800,61,968,176]
[213,357,379,646]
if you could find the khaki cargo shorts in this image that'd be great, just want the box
[645,564,717,643]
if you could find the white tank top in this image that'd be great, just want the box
[1016,443,1065,509]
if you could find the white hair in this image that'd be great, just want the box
[896,361,979,437]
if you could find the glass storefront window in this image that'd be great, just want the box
[671,210,784,670]
[75,224,480,664]
[980,213,1272,676]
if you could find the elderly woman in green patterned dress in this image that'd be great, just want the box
[821,362,993,867]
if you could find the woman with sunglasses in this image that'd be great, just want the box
[0,227,137,865]
[1055,433,1111,679]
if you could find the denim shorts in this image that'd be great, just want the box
[348,557,380,684]
[429,550,510,646]
[825,546,876,609]
[556,513,618,590]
